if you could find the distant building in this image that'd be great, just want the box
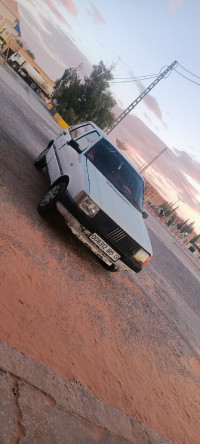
[189,234,200,251]
[144,180,167,207]
[0,0,21,43]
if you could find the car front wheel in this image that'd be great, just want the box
[38,182,67,216]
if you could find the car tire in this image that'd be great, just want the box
[38,182,67,216]
[34,140,53,170]
[12,61,18,69]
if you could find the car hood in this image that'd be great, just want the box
[86,159,152,254]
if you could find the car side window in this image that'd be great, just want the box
[70,124,94,139]
[75,131,99,151]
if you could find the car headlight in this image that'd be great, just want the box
[74,192,99,218]
[133,248,151,266]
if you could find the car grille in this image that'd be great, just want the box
[92,210,140,256]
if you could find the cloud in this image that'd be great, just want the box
[18,2,91,80]
[45,0,69,25]
[169,0,184,13]
[19,13,66,70]
[183,174,200,205]
[173,149,200,184]
[17,0,51,34]
[18,0,70,28]
[143,94,162,120]
[144,112,152,124]
[109,110,200,228]
[136,80,163,121]
[59,0,77,16]
[86,2,105,24]
[154,148,200,218]
[162,121,169,130]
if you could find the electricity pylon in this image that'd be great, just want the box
[105,60,178,135]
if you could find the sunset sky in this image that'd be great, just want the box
[13,0,200,231]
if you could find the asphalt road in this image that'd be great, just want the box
[1,62,200,444]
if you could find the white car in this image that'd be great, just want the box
[35,121,152,272]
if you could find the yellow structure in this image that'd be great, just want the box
[47,104,69,130]
[0,0,68,130]
[0,0,20,59]
[0,0,20,42]
[0,27,8,49]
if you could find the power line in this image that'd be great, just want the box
[177,63,200,80]
[108,60,200,227]
[110,62,200,87]
[166,151,193,200]
[112,72,158,80]
[174,69,200,86]
[121,121,161,154]
[142,149,200,227]
[139,147,167,173]
[105,60,178,134]
[110,75,158,84]
[166,151,200,224]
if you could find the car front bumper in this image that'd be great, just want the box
[56,201,131,271]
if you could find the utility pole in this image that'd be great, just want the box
[170,196,181,207]
[105,60,178,135]
[139,147,167,173]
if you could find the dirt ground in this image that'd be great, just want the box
[1,64,200,443]
[1,190,200,444]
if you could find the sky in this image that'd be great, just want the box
[12,0,200,232]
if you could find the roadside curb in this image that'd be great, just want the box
[0,340,174,443]
[46,103,69,130]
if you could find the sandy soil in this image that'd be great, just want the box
[1,191,200,444]
[1,57,200,443]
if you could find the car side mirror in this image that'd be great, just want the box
[67,139,81,153]
[142,211,148,219]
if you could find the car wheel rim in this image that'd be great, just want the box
[40,185,60,207]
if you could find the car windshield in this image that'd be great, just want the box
[86,139,144,211]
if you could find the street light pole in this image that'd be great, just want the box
[139,147,167,173]
[171,196,181,207]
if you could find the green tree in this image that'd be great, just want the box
[26,49,35,60]
[167,213,176,226]
[16,38,23,47]
[16,39,35,59]
[177,218,189,231]
[53,67,82,122]
[180,221,194,234]
[53,61,116,128]
[162,204,173,217]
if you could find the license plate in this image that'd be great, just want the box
[89,233,120,261]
